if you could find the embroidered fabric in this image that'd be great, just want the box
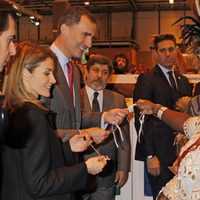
[183,116,200,139]
[160,116,200,200]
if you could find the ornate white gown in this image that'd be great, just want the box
[160,116,200,200]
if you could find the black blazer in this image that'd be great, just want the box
[1,103,87,200]
[0,95,9,139]
[133,65,192,164]
[194,82,200,96]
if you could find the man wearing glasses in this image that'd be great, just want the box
[79,54,130,200]
[133,34,192,199]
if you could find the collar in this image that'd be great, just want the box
[158,64,175,75]
[85,85,103,110]
[85,85,103,98]
[50,43,70,67]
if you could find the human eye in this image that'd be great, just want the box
[102,70,109,76]
[91,35,96,41]
[83,32,89,37]
[8,35,16,42]
[92,68,99,73]
[44,70,51,76]
[7,35,16,46]
[159,49,166,53]
[169,47,175,52]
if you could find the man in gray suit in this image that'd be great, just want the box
[79,55,131,200]
[49,6,128,145]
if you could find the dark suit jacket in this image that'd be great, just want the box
[80,88,131,187]
[133,65,192,164]
[194,82,200,96]
[0,107,8,139]
[0,96,8,139]
[1,103,87,200]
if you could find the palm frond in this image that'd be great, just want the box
[172,16,200,46]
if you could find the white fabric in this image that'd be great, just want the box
[85,86,106,129]
[85,85,103,111]
[158,64,177,88]
[161,116,200,199]
[183,116,200,139]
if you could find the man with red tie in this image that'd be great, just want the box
[48,5,128,157]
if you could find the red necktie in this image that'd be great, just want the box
[67,61,73,103]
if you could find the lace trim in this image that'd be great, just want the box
[183,116,200,139]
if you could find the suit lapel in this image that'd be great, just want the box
[102,90,113,111]
[56,62,76,119]
[81,87,92,111]
[174,71,184,94]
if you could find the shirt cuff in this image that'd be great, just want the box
[101,112,108,130]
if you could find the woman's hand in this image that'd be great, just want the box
[69,134,92,152]
[85,156,107,175]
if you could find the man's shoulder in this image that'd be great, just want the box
[137,67,158,81]
[175,71,189,81]
[104,89,125,99]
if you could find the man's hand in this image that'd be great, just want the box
[69,134,92,152]
[135,99,157,115]
[81,127,110,144]
[146,155,161,177]
[104,108,128,125]
[115,170,129,188]
[85,156,107,175]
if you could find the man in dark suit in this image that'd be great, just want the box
[0,11,16,136]
[194,82,200,96]
[133,34,192,199]
[79,54,130,200]
[49,6,128,144]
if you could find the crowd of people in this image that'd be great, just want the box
[0,3,200,200]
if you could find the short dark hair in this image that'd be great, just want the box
[57,6,96,35]
[114,53,128,61]
[86,54,113,75]
[0,11,16,35]
[114,53,129,67]
[154,34,176,50]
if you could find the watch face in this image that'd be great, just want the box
[147,155,153,159]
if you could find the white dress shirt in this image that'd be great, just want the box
[50,43,75,103]
[85,85,108,129]
[158,64,178,88]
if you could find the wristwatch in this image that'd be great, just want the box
[147,155,154,159]
[156,106,168,120]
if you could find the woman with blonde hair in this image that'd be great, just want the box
[1,42,107,200]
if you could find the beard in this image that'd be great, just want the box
[114,65,126,74]
[90,79,106,91]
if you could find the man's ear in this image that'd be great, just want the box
[60,23,70,35]
[23,68,31,81]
